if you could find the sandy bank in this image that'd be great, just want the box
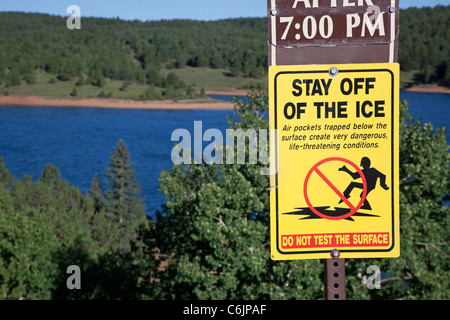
[404,84,450,95]
[204,89,250,96]
[1,85,447,111]
[0,95,238,110]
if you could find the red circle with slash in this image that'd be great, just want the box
[303,157,367,220]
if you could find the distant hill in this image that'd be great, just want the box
[398,6,449,87]
[0,6,448,100]
[0,13,267,99]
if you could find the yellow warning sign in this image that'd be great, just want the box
[269,63,400,260]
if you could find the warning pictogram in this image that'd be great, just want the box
[269,63,400,260]
[303,157,367,220]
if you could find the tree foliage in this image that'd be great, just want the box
[141,91,324,300]
[398,6,450,86]
[0,141,148,300]
[0,91,448,299]
[1,6,447,95]
[344,101,449,300]
[104,139,146,252]
[138,92,449,300]
[0,12,267,98]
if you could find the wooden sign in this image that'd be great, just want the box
[267,0,399,65]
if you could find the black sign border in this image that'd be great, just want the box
[273,66,397,257]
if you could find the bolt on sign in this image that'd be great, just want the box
[269,63,400,260]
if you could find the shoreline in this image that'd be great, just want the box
[0,85,448,110]
[403,84,450,95]
[0,93,240,110]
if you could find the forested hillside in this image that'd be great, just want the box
[0,13,267,99]
[0,5,449,100]
[398,6,450,86]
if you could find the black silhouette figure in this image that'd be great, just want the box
[338,157,389,210]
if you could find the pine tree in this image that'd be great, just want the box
[104,139,146,251]
[70,87,78,97]
[0,157,15,188]
[90,173,104,213]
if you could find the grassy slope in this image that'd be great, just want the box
[160,67,267,92]
[1,68,437,100]
[1,68,267,99]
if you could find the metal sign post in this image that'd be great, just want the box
[325,250,346,300]
[267,0,400,301]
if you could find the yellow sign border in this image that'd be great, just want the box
[269,63,400,260]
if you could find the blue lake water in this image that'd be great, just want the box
[0,90,448,216]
